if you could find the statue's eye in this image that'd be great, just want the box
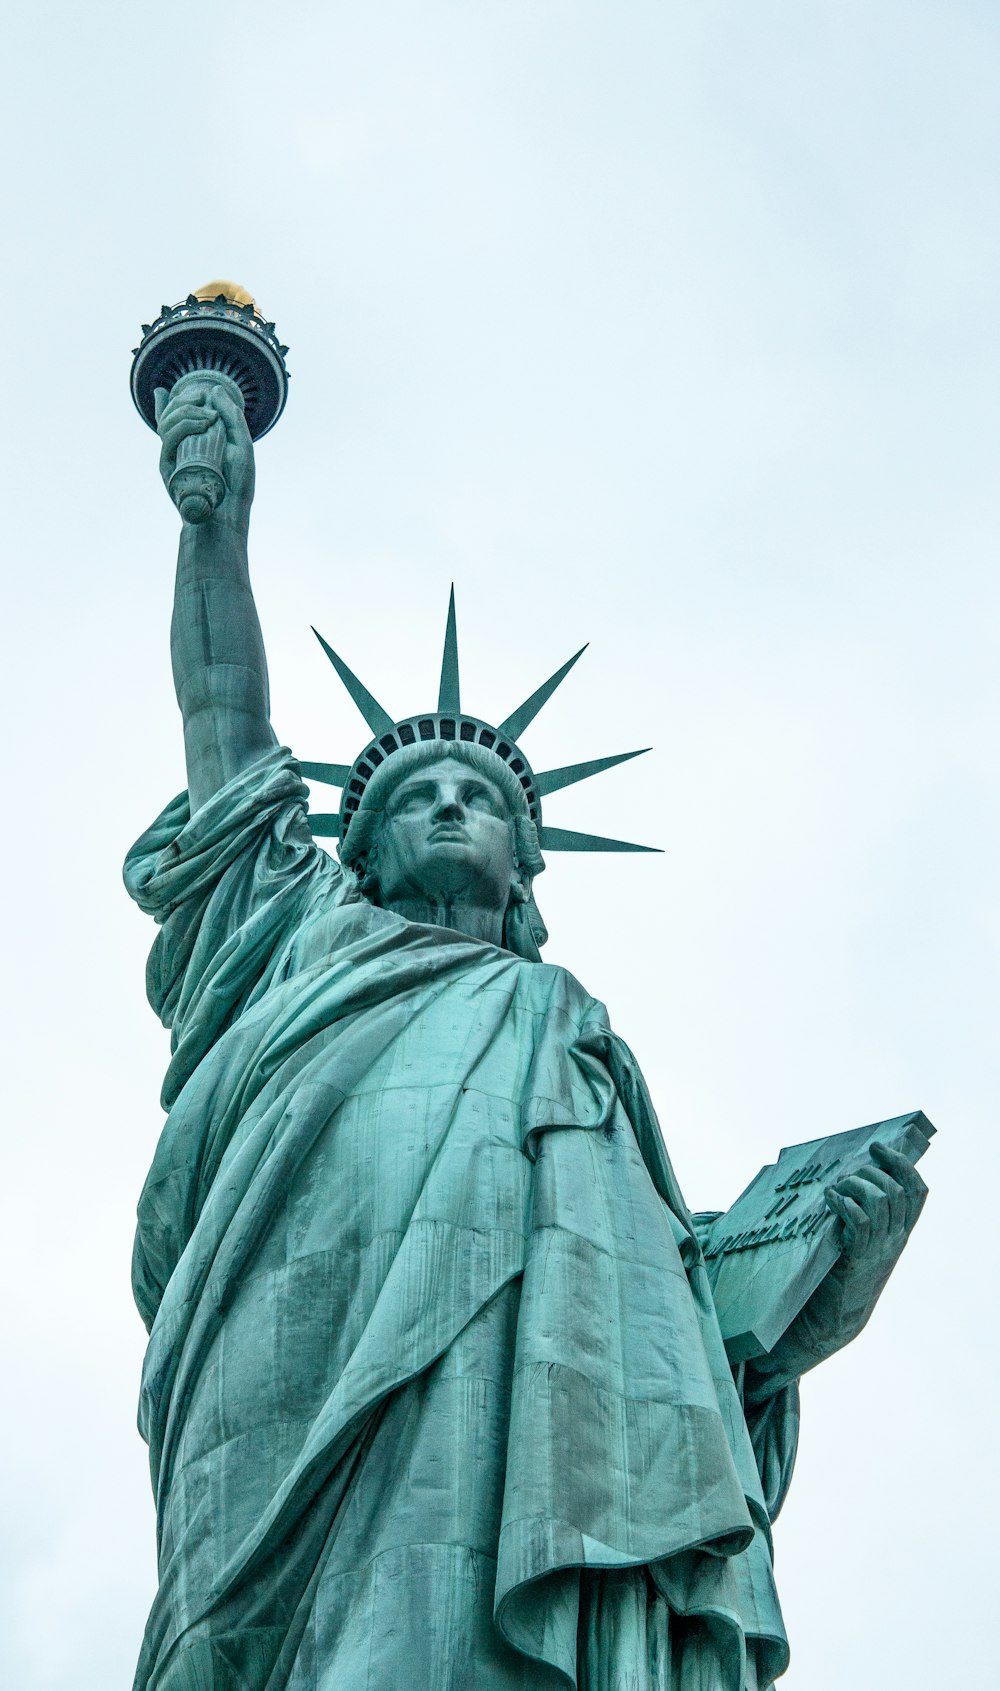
[465,785,501,814]
[393,783,435,813]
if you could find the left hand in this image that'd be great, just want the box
[826,1141,927,1282]
[811,1141,928,1351]
[744,1142,928,1397]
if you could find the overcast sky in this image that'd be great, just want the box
[1,4,997,1687]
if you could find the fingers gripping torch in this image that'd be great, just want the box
[130,281,289,523]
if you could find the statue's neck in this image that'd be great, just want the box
[383,894,504,948]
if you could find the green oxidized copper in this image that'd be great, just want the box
[124,286,931,1691]
[131,281,289,523]
[302,586,657,854]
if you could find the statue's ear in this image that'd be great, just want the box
[508,865,530,906]
[359,860,380,899]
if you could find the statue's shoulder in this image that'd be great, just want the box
[514,954,607,1029]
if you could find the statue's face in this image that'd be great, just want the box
[374,755,518,913]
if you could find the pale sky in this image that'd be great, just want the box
[1,4,997,1687]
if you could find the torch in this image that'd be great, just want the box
[131,281,289,523]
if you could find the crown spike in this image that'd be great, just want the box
[299,760,352,786]
[308,814,340,838]
[311,627,395,738]
[537,825,661,854]
[437,586,461,714]
[535,747,652,798]
[498,645,588,741]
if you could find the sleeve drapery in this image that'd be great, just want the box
[123,747,345,1106]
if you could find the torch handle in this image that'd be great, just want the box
[164,370,244,525]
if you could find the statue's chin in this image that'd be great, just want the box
[400,843,506,904]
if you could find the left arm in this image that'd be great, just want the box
[744,1141,928,1404]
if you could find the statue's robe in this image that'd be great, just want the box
[125,749,798,1691]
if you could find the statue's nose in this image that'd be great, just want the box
[433,794,464,821]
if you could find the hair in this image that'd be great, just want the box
[337,740,548,959]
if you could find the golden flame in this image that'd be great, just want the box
[193,280,257,309]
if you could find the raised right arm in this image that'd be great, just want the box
[157,381,276,812]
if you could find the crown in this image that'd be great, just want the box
[301,589,660,854]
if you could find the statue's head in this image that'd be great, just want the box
[338,741,548,959]
[304,590,658,958]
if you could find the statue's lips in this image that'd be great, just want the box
[428,825,471,844]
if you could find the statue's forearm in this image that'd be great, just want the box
[171,517,276,812]
[742,1306,830,1406]
[742,1253,890,1406]
[743,1156,922,1407]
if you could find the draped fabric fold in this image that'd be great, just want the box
[124,749,794,1691]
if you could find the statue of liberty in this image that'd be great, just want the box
[124,289,927,1691]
